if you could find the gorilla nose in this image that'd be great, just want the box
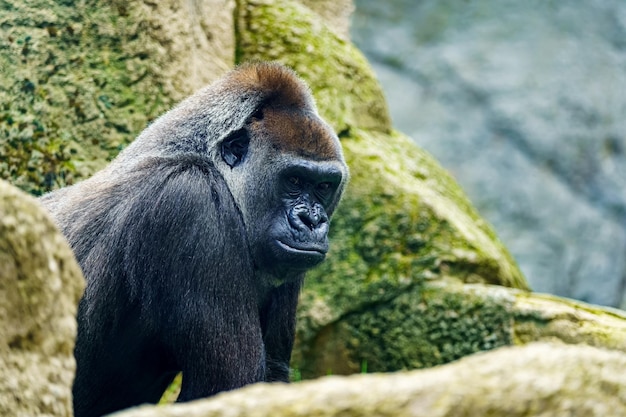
[291,204,327,230]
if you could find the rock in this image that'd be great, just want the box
[0,180,84,417]
[0,0,235,194]
[235,0,528,375]
[298,279,626,377]
[110,342,626,417]
[298,0,354,40]
[351,0,626,308]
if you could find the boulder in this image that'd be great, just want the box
[111,342,626,417]
[235,0,529,375]
[0,180,84,416]
[298,280,626,377]
[0,0,235,194]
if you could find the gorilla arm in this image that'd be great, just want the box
[260,280,302,382]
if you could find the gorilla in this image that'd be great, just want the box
[40,62,348,417]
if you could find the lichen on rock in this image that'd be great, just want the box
[0,0,235,195]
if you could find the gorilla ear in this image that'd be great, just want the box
[221,129,250,168]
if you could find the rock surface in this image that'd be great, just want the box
[111,343,626,417]
[235,0,531,375]
[351,0,626,308]
[0,0,235,194]
[0,180,84,417]
[299,279,626,377]
[298,0,353,39]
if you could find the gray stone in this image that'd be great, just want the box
[351,0,626,307]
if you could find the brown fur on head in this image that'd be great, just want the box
[225,62,340,161]
[250,109,342,161]
[227,61,317,112]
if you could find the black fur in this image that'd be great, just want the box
[57,155,281,416]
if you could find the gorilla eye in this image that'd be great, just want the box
[288,176,301,186]
[315,182,335,201]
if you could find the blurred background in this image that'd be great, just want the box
[350,0,626,308]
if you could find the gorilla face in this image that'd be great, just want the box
[267,159,344,270]
[219,106,347,279]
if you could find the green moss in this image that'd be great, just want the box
[0,0,173,195]
[235,0,391,134]
[296,280,515,378]
[295,280,626,379]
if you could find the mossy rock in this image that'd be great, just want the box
[0,0,234,195]
[297,279,514,377]
[296,279,626,378]
[234,0,529,376]
[112,343,626,417]
[0,1,173,194]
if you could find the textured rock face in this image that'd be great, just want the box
[351,0,626,308]
[299,279,626,377]
[235,0,530,377]
[110,343,626,417]
[0,0,234,195]
[0,180,84,417]
[298,0,353,39]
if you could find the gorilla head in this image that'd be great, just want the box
[215,65,346,278]
[40,62,347,417]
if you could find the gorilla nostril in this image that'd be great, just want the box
[297,211,315,229]
[303,213,320,229]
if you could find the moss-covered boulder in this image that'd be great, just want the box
[300,279,626,376]
[235,0,530,376]
[0,180,84,416]
[0,0,234,195]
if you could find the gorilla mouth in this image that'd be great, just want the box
[276,239,327,256]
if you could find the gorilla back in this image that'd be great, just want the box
[40,62,348,417]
